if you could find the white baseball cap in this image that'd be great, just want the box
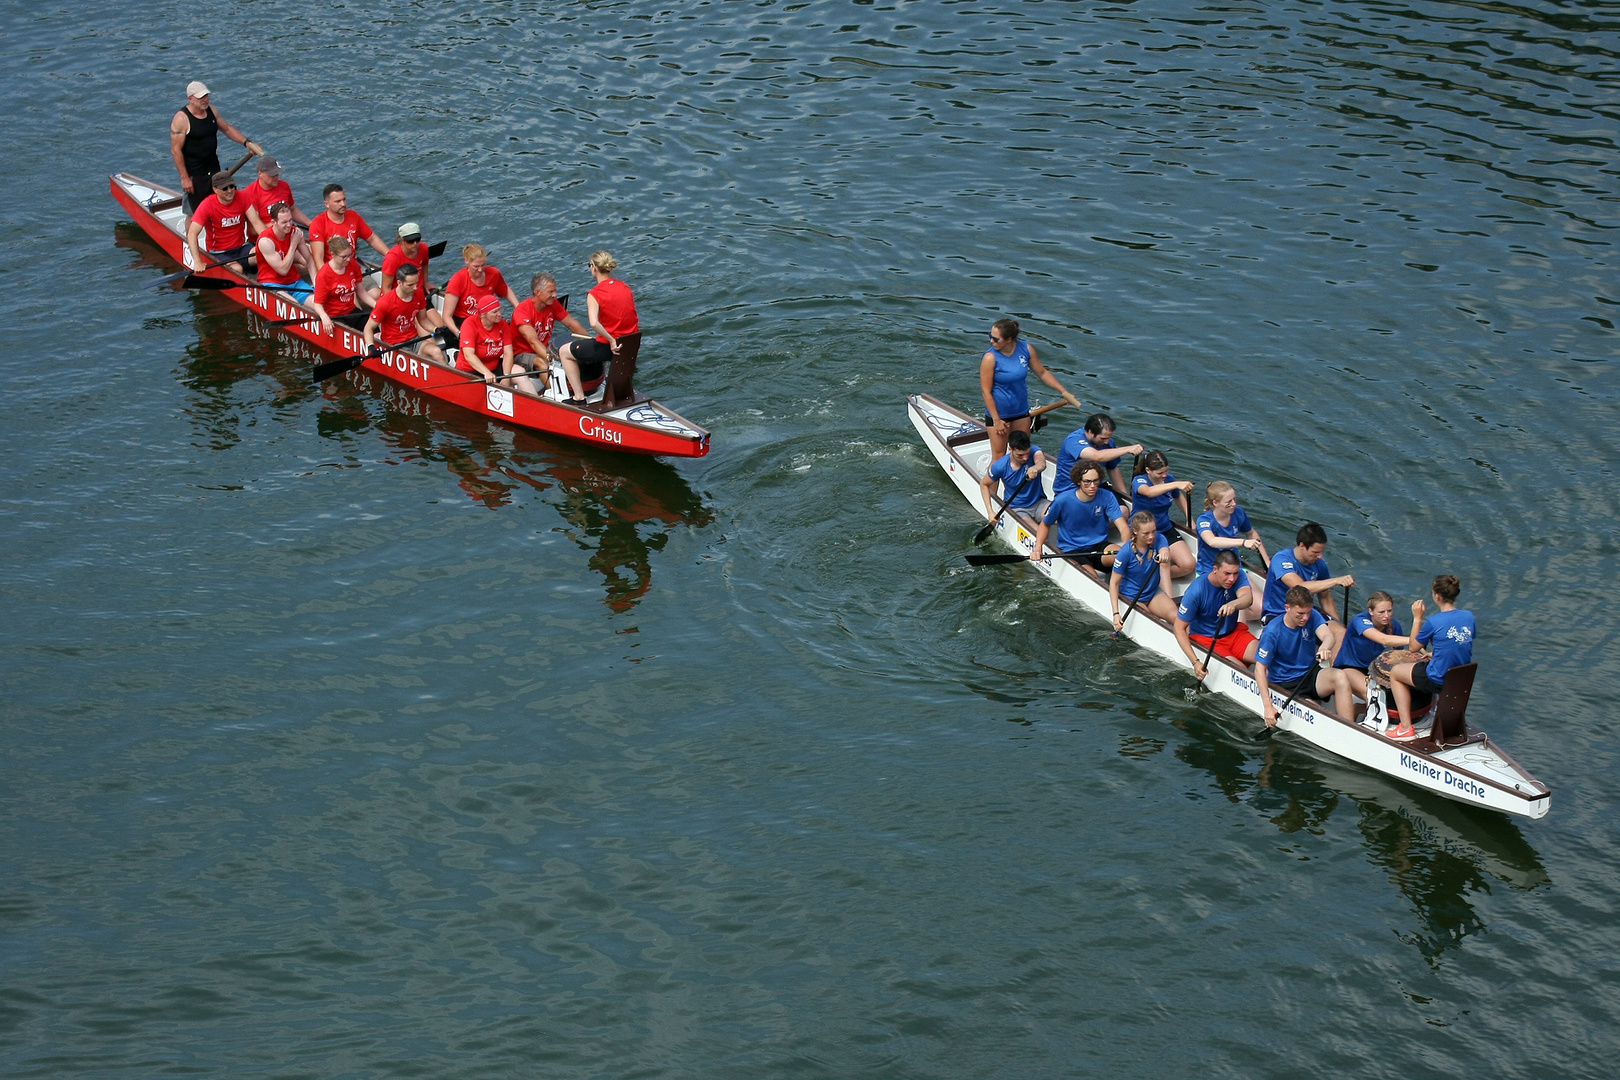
[187,80,211,98]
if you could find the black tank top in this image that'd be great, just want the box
[180,105,220,175]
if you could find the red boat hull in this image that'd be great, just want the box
[111,173,710,458]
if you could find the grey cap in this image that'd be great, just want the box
[258,155,281,174]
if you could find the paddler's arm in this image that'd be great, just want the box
[1027,345,1081,409]
[462,346,497,384]
[211,111,262,157]
[1407,599,1426,651]
[363,315,382,352]
[169,112,191,191]
[560,312,589,339]
[1030,521,1051,564]
[586,293,620,354]
[979,469,1002,520]
[515,322,548,362]
[186,217,207,270]
[1174,615,1205,679]
[1108,565,1126,632]
[1255,662,1277,725]
[441,291,463,337]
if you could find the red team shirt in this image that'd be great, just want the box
[589,277,639,340]
[370,289,421,345]
[242,178,294,233]
[457,317,514,373]
[314,261,364,315]
[257,228,302,286]
[193,192,251,251]
[511,297,567,354]
[309,209,373,255]
[445,267,510,322]
[382,243,431,287]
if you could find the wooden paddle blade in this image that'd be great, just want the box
[427,240,448,258]
[311,355,367,383]
[182,275,239,290]
[964,553,1030,566]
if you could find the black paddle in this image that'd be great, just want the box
[1258,659,1320,741]
[1112,546,1160,638]
[311,333,437,383]
[974,464,1037,544]
[1194,612,1226,693]
[964,547,1105,567]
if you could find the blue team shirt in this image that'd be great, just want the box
[1054,429,1120,498]
[1263,548,1332,618]
[1041,488,1122,553]
[1131,472,1181,534]
[1417,608,1475,684]
[1176,574,1241,639]
[1334,612,1406,670]
[987,341,1032,420]
[1194,506,1256,577]
[987,445,1045,511]
[1112,534,1169,603]
[1255,609,1328,684]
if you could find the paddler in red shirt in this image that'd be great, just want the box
[308,184,388,269]
[242,156,310,235]
[255,202,315,299]
[379,222,445,333]
[557,250,642,409]
[311,236,377,333]
[185,171,256,274]
[364,264,445,362]
[511,271,590,396]
[441,243,520,339]
[457,295,535,393]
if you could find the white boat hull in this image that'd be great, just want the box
[908,393,1550,820]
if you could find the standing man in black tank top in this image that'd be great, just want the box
[170,81,262,217]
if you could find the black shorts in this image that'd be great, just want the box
[1057,546,1108,571]
[1270,672,1316,695]
[207,243,256,267]
[986,412,1031,425]
[569,338,611,379]
[186,172,218,214]
[1411,663,1441,695]
[333,310,369,330]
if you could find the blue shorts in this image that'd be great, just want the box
[207,243,256,267]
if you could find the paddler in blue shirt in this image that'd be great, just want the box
[980,429,1047,520]
[1255,586,1354,726]
[979,318,1081,463]
[1333,589,1409,708]
[1109,512,1176,632]
[1031,460,1128,572]
[1261,522,1355,655]
[1129,450,1196,578]
[1385,574,1475,741]
[1174,550,1260,678]
[1054,413,1141,500]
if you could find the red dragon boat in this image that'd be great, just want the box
[111,171,710,458]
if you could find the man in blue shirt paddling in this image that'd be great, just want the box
[1255,586,1353,726]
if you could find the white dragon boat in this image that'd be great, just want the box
[908,392,1550,820]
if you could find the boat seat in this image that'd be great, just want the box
[1427,662,1477,746]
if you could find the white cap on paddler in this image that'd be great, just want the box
[187,80,211,99]
[398,222,422,241]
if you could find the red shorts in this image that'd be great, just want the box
[1189,623,1258,660]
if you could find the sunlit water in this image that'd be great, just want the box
[2,1,1617,1076]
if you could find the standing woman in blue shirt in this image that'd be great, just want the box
[979,318,1082,462]
[1130,450,1196,578]
[1386,574,1476,741]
